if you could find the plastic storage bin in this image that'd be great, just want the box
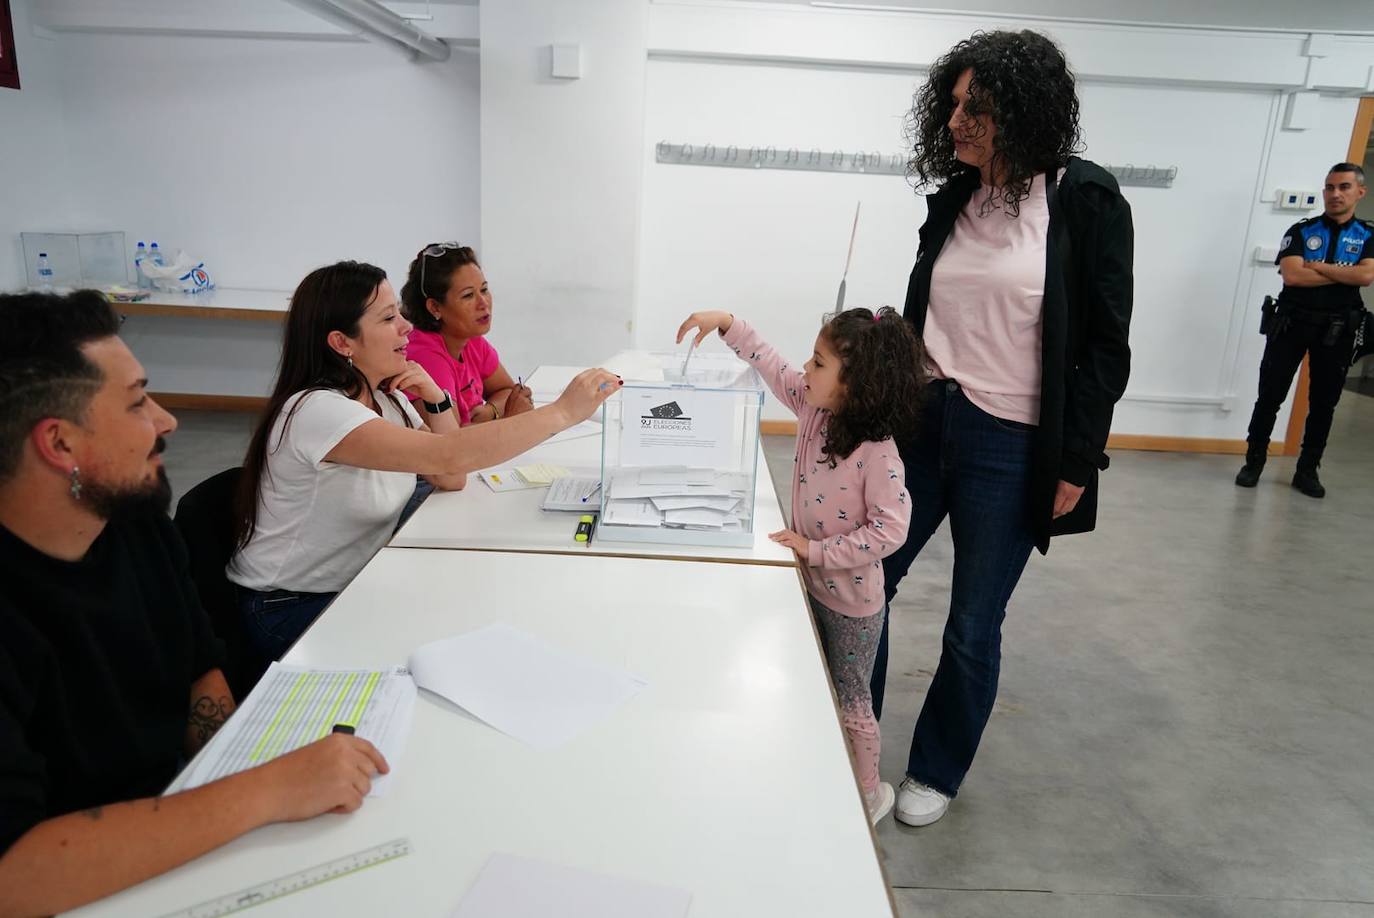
[21,232,128,290]
[598,352,765,548]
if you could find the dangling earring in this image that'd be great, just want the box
[69,466,83,501]
[346,355,353,368]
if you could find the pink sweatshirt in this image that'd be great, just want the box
[722,319,911,617]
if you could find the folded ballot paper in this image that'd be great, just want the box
[408,624,647,751]
[602,466,750,532]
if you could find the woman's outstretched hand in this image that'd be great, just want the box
[553,368,622,426]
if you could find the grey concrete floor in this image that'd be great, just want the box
[162,394,1374,917]
[763,388,1374,918]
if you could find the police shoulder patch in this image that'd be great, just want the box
[1281,235,1292,250]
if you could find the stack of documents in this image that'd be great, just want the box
[541,476,602,511]
[602,466,751,532]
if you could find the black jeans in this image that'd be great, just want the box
[1245,317,1355,467]
[873,381,1037,798]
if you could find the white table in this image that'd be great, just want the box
[390,385,796,567]
[71,550,894,917]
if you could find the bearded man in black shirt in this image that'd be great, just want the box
[0,291,390,917]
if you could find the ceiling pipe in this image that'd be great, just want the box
[284,0,450,62]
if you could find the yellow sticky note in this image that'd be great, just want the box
[515,463,570,485]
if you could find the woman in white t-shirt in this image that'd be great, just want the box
[227,261,619,664]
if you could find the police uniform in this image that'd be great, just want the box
[1243,213,1374,473]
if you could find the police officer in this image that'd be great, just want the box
[1236,162,1373,498]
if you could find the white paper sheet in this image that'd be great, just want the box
[608,478,733,501]
[618,388,734,470]
[408,624,647,751]
[636,466,718,486]
[602,498,664,527]
[719,472,751,493]
[649,495,741,513]
[638,466,689,486]
[663,507,731,529]
[170,664,415,797]
[450,853,691,918]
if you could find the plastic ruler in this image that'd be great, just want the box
[157,837,412,917]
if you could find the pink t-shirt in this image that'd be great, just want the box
[722,319,911,618]
[405,329,500,426]
[923,173,1054,426]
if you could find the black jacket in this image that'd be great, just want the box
[903,157,1134,553]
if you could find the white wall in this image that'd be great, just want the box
[0,0,74,292]
[744,0,1374,33]
[637,60,924,392]
[637,2,1374,435]
[56,34,480,292]
[478,0,649,379]
[44,29,480,396]
[8,0,1373,437]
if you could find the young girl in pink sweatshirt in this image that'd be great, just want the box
[678,306,929,823]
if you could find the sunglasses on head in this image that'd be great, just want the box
[419,242,464,300]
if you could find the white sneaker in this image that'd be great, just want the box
[865,782,895,824]
[895,776,950,827]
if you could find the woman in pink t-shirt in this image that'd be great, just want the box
[399,243,533,426]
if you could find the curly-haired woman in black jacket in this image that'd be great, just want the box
[874,29,1134,827]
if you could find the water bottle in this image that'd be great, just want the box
[36,253,54,291]
[146,242,166,291]
[134,242,150,289]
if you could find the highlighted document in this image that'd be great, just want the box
[169,663,416,797]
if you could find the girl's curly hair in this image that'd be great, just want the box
[905,29,1083,216]
[819,306,929,466]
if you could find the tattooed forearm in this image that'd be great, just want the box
[186,694,233,750]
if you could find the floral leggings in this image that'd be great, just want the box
[809,595,885,795]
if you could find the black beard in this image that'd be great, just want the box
[83,465,173,519]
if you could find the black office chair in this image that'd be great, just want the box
[173,467,263,699]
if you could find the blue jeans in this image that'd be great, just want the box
[874,380,1037,798]
[397,477,435,531]
[240,588,336,667]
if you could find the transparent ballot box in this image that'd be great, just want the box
[21,232,128,289]
[598,353,765,548]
